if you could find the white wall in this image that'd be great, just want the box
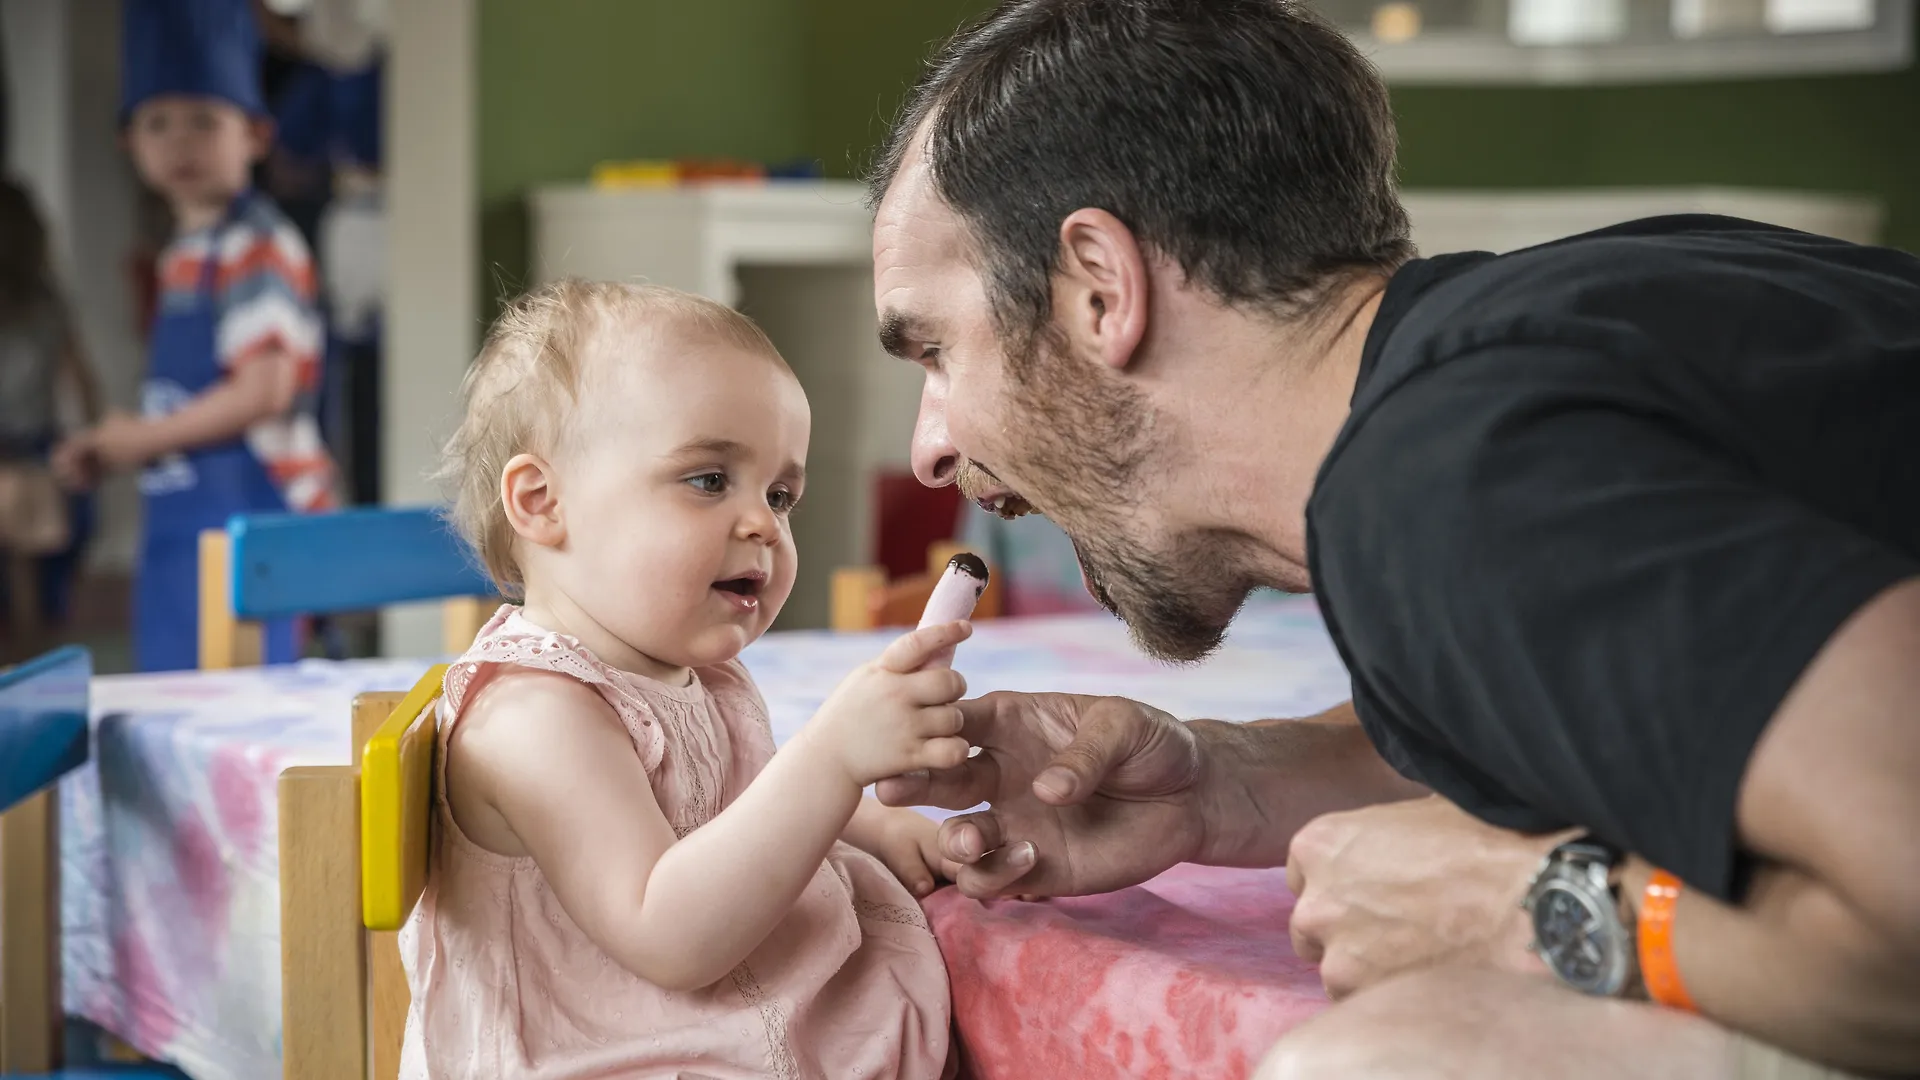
[381,0,476,656]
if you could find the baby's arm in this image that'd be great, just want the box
[454,623,973,991]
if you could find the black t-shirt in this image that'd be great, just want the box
[1307,214,1920,902]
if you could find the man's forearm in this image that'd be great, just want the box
[1620,856,1920,1074]
[1192,701,1428,868]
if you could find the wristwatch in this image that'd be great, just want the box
[1521,835,1638,997]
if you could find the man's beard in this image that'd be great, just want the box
[983,326,1248,663]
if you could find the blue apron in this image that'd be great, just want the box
[134,193,298,671]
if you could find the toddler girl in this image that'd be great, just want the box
[404,280,966,1079]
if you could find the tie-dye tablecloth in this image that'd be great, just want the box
[60,594,1351,1080]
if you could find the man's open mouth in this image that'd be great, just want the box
[958,462,1037,520]
[977,492,1036,520]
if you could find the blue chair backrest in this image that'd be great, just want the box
[0,645,90,813]
[227,507,494,620]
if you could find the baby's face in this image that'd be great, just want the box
[553,334,809,670]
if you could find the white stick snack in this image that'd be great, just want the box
[917,552,990,669]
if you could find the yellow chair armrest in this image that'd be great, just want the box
[361,665,446,931]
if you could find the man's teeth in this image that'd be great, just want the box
[987,494,1031,520]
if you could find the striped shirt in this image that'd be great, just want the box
[155,195,336,512]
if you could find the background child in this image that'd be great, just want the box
[54,0,335,671]
[0,177,103,657]
[410,280,962,1078]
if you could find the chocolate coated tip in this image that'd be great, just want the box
[947,552,990,582]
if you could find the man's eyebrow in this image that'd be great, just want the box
[878,311,928,360]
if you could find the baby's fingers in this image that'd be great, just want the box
[878,621,972,674]
[901,667,967,706]
[917,736,970,771]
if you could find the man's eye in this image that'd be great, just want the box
[768,488,798,513]
[688,472,727,495]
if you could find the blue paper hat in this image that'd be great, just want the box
[120,0,266,121]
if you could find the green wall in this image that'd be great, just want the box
[476,0,809,317]
[476,3,1918,321]
[1391,60,1920,254]
[801,0,986,180]
[796,3,1918,252]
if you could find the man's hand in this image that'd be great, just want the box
[875,692,1209,898]
[1286,795,1567,999]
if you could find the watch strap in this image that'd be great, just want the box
[1639,869,1698,1012]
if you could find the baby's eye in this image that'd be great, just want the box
[687,472,728,495]
[767,488,798,514]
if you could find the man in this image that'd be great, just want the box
[865,2,1920,1076]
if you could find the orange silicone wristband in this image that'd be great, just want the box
[1639,869,1699,1013]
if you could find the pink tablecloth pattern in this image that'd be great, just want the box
[929,865,1325,1080]
[59,593,1351,1080]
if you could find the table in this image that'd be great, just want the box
[60,594,1351,1080]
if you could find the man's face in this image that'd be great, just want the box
[872,148,1253,662]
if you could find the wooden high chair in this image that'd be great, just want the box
[198,507,500,669]
[829,540,1003,632]
[278,664,442,1080]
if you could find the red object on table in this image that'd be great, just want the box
[873,470,964,582]
[928,864,1328,1079]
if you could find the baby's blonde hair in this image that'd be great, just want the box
[438,279,780,595]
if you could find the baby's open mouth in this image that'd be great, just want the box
[712,571,766,612]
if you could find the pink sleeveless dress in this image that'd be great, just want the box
[398,608,953,1079]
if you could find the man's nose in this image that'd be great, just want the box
[910,379,958,488]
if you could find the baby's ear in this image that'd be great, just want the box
[500,453,564,549]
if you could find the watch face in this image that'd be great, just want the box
[1531,881,1618,994]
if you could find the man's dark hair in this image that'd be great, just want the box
[870,0,1413,342]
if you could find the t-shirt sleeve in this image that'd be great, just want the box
[214,218,323,391]
[1310,342,1917,901]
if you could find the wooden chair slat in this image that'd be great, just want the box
[279,766,369,1080]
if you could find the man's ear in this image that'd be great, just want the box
[500,453,565,552]
[1054,208,1150,372]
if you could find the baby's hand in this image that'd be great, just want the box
[804,621,974,788]
[866,808,963,899]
